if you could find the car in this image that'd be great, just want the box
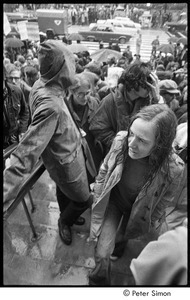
[163,19,187,36]
[113,4,127,18]
[114,17,141,29]
[96,19,138,36]
[78,24,132,44]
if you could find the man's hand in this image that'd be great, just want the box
[146,72,160,103]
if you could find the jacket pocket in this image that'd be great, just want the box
[59,148,86,183]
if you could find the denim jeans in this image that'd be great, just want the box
[89,199,131,285]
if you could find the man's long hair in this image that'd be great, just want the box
[115,104,178,191]
[118,61,153,92]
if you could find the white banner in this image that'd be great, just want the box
[17,20,28,40]
[3,12,11,35]
[26,22,40,41]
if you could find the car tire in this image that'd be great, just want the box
[119,37,126,44]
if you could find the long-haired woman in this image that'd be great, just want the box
[88,104,187,286]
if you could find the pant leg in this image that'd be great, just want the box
[56,184,93,226]
[56,185,71,213]
[89,201,123,285]
[111,211,132,257]
[115,212,131,243]
[56,146,90,203]
[59,194,93,226]
[56,146,92,225]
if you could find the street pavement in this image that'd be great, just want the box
[68,25,171,61]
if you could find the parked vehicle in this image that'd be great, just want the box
[96,19,138,36]
[163,19,187,36]
[114,17,141,29]
[78,24,132,44]
[36,9,69,35]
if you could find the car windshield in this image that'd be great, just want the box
[95,26,113,32]
[105,27,113,32]
[113,23,122,27]
[123,23,135,28]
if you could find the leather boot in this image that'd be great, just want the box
[58,218,72,245]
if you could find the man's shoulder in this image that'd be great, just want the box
[30,82,64,112]
[31,80,61,99]
[101,90,115,105]
[7,82,23,95]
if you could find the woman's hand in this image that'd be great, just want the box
[90,182,95,192]
[146,72,160,103]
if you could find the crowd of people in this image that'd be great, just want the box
[3,17,187,286]
[5,3,186,28]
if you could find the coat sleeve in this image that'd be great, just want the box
[18,88,30,133]
[3,103,59,213]
[158,164,187,233]
[152,161,187,232]
[89,93,117,151]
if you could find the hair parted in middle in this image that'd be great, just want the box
[115,104,178,189]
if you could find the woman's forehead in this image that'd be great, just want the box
[131,118,156,141]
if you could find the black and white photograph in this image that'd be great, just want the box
[3,2,188,295]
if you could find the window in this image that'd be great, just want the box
[114,23,122,27]
[105,27,113,32]
[97,26,105,31]
[123,24,135,28]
